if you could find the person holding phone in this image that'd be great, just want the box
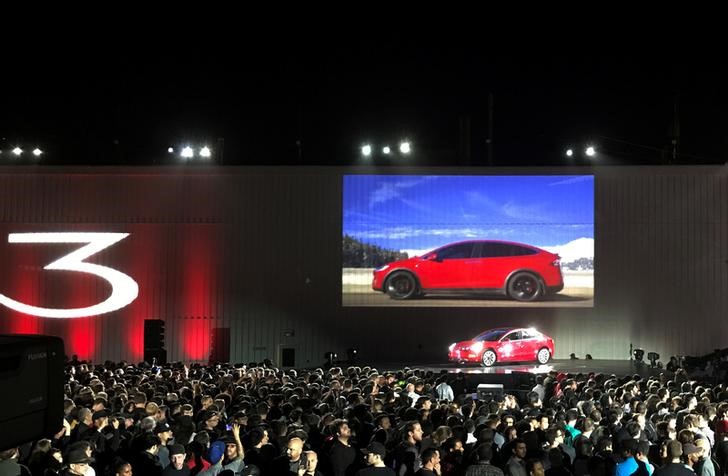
[218,423,251,475]
[297,450,322,476]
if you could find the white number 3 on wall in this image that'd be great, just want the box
[0,233,139,318]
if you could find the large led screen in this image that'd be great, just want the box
[342,175,594,307]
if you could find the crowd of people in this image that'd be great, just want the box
[1,357,728,476]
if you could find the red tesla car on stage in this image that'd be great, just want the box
[448,327,554,367]
[372,240,563,302]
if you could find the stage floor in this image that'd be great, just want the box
[366,359,662,379]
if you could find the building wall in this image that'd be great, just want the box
[0,166,725,365]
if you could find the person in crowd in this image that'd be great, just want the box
[394,421,424,476]
[653,440,693,476]
[297,451,322,476]
[464,443,504,476]
[162,444,190,476]
[326,419,356,476]
[416,447,440,476]
[7,357,728,476]
[271,436,305,475]
[357,442,394,476]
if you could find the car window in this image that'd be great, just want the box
[507,244,538,256]
[477,242,510,258]
[437,243,475,260]
[477,242,538,257]
[504,331,522,341]
[477,329,508,341]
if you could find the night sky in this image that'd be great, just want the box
[2,34,726,167]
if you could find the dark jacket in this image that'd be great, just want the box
[132,451,164,476]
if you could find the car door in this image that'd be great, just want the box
[417,242,475,289]
[498,330,523,361]
[520,329,546,360]
[470,242,513,289]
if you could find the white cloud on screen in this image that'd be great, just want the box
[548,176,593,186]
[353,226,515,240]
[368,176,437,208]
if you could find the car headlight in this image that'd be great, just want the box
[374,264,390,273]
[470,341,484,353]
[448,343,456,352]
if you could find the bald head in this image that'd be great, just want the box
[286,437,304,461]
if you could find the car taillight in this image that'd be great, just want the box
[551,258,561,267]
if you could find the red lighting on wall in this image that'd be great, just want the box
[6,241,42,335]
[181,225,219,361]
[69,317,94,361]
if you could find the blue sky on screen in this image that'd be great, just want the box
[343,175,594,252]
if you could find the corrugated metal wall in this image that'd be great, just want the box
[0,166,725,364]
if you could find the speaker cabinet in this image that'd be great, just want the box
[476,383,504,401]
[0,335,65,449]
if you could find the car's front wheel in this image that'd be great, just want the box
[385,271,418,300]
[537,347,551,364]
[507,272,543,302]
[481,349,497,367]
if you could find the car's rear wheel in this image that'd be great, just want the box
[507,272,543,302]
[385,271,418,300]
[537,347,551,364]
[481,349,497,367]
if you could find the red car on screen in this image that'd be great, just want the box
[448,327,554,366]
[371,240,563,302]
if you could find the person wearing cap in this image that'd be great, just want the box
[357,441,395,475]
[90,409,121,471]
[232,410,249,433]
[197,440,226,475]
[199,410,222,440]
[155,422,174,468]
[63,446,94,476]
[64,441,97,476]
[683,442,702,472]
[162,444,190,476]
[218,423,254,475]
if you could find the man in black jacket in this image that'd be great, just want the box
[328,419,356,476]
[162,444,190,476]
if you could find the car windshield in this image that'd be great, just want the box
[474,329,509,342]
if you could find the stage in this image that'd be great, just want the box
[369,359,662,377]
[361,359,663,398]
[356,359,663,400]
